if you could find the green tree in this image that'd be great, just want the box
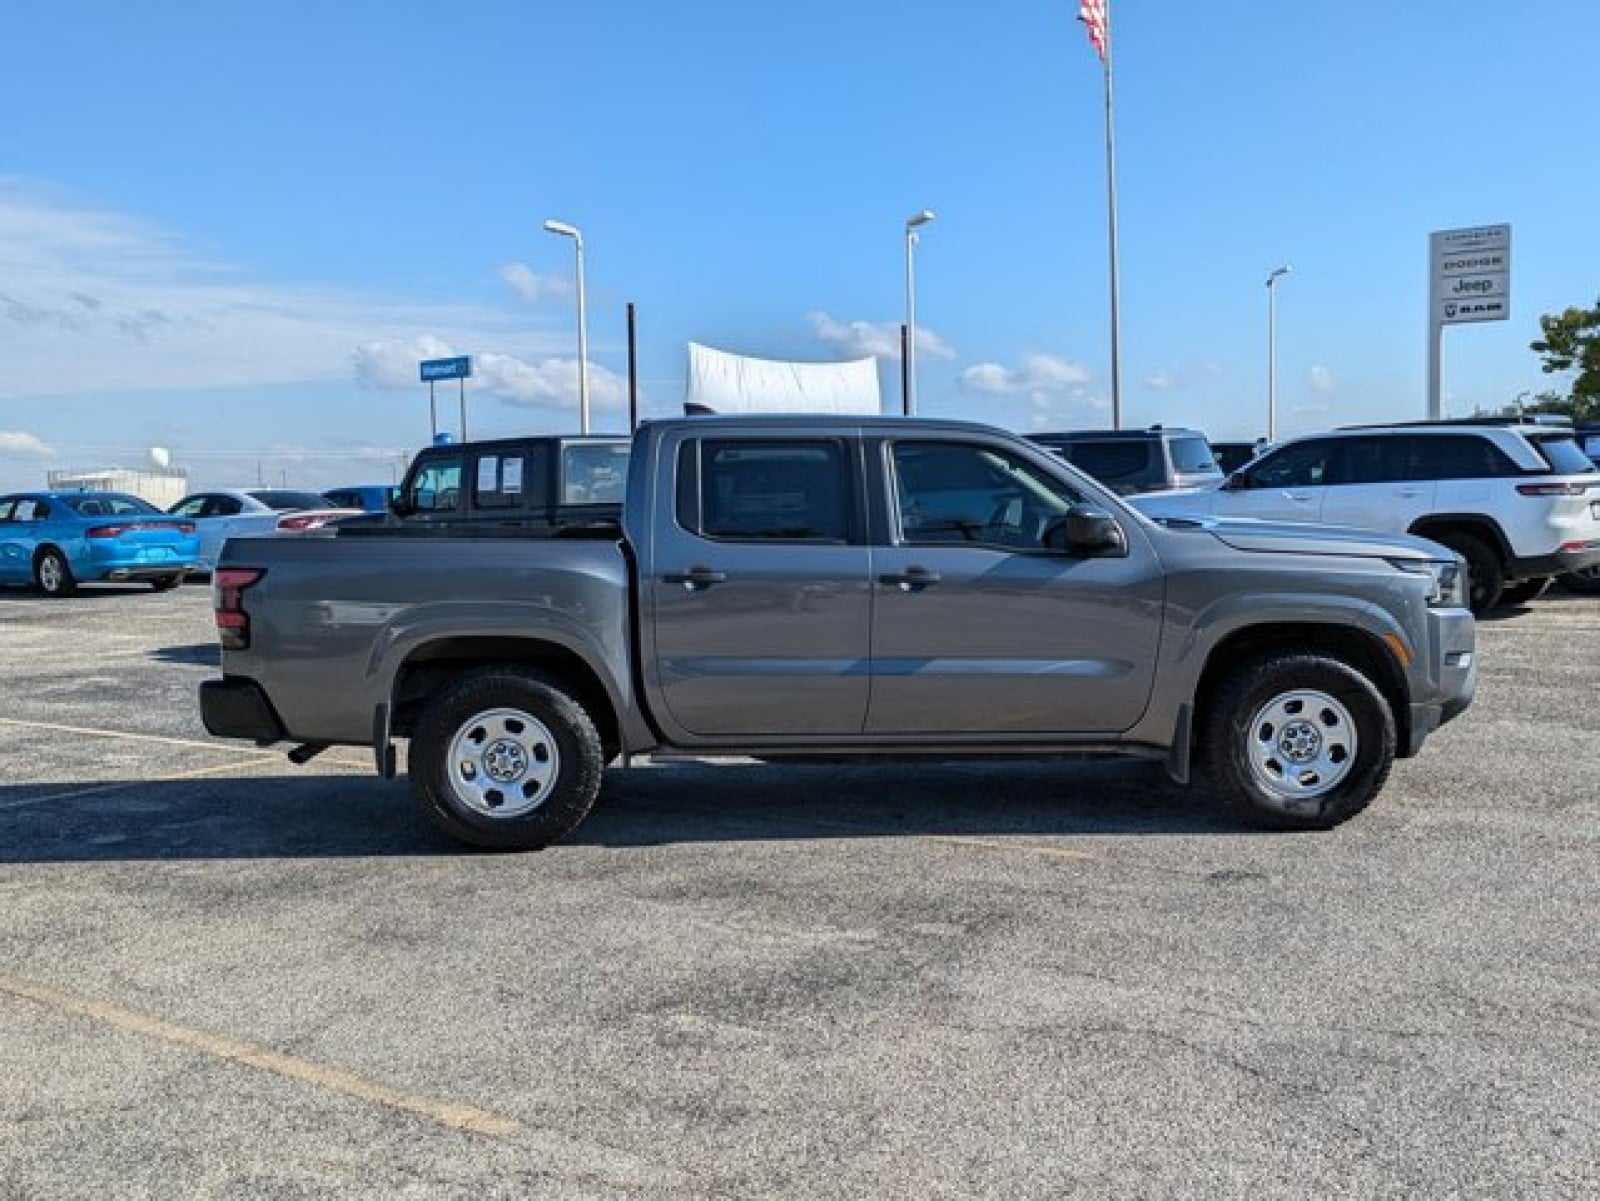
[1529,299,1600,422]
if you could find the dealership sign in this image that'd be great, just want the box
[1430,225,1510,325]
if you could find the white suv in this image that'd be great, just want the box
[1132,422,1600,612]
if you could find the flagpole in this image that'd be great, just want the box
[1101,0,1123,430]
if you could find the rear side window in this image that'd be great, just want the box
[1529,435,1599,475]
[473,452,540,510]
[1065,440,1158,488]
[677,439,849,541]
[249,490,331,512]
[562,443,631,504]
[1408,435,1519,480]
[66,495,155,517]
[1330,437,1411,485]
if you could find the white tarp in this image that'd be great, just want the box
[685,342,881,415]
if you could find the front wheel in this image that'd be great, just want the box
[1434,532,1503,614]
[1201,653,1396,830]
[34,549,76,597]
[409,668,604,850]
[150,574,184,592]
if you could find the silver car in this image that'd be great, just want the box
[168,489,363,573]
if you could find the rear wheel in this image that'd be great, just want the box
[1201,652,1396,830]
[409,668,604,850]
[34,549,76,597]
[1496,577,1550,607]
[150,574,183,592]
[1435,532,1503,614]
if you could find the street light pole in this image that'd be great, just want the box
[544,219,590,434]
[1265,265,1291,443]
[904,209,935,416]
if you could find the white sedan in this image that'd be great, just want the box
[167,489,364,573]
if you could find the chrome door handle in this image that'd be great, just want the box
[1286,493,1313,502]
[663,566,727,590]
[879,566,941,591]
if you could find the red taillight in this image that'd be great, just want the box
[87,525,128,539]
[1516,482,1588,497]
[213,567,266,650]
[277,513,332,531]
[177,521,196,535]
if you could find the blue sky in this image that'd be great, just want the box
[1,1,1595,491]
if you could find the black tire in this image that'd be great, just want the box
[150,574,184,592]
[34,548,77,597]
[1496,577,1550,607]
[1558,565,1600,595]
[409,668,604,851]
[1200,652,1396,831]
[1435,532,1503,614]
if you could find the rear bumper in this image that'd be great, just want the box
[99,563,199,581]
[199,677,287,744]
[1510,542,1600,581]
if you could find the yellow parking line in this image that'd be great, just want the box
[0,759,269,812]
[0,717,370,771]
[0,972,518,1137]
[0,716,278,757]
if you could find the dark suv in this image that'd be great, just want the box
[1027,427,1224,496]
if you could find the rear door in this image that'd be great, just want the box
[642,432,872,738]
[1320,435,1436,532]
[866,436,1164,735]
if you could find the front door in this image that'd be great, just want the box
[867,438,1165,735]
[1214,437,1337,523]
[644,434,872,739]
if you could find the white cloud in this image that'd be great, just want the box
[806,311,955,362]
[499,261,572,303]
[0,430,51,456]
[0,178,561,400]
[961,353,1090,396]
[1142,361,1224,393]
[353,336,627,413]
[1308,364,1335,394]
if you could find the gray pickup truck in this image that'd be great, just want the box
[200,416,1476,849]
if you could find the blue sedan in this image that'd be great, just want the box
[0,491,201,596]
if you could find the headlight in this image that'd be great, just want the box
[1389,557,1467,608]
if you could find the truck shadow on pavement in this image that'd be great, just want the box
[0,759,1254,864]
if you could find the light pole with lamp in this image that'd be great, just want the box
[904,209,935,416]
[1265,265,1291,443]
[544,219,590,434]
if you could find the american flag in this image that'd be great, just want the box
[1078,0,1108,62]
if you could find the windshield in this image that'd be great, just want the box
[1530,435,1599,475]
[249,490,336,512]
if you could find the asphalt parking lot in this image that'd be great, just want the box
[0,584,1596,1198]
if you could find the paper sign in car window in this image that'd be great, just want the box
[503,457,524,494]
[477,456,500,494]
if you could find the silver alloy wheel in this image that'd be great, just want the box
[445,706,560,818]
[38,555,63,593]
[1245,688,1359,804]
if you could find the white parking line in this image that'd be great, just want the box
[0,759,263,812]
[0,716,278,757]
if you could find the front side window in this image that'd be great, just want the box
[1249,439,1337,489]
[677,439,849,542]
[1167,436,1219,474]
[407,458,463,514]
[892,441,1080,550]
[170,496,207,518]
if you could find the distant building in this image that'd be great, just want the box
[47,467,190,509]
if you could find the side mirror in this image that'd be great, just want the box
[1043,504,1125,556]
